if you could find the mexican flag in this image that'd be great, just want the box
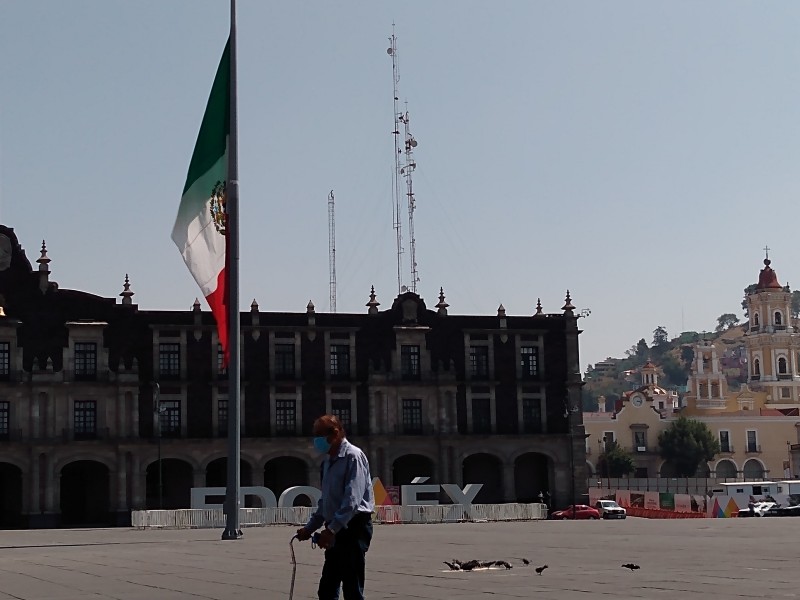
[172,39,231,364]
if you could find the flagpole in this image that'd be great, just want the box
[222,0,242,541]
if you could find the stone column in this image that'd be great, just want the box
[503,462,515,503]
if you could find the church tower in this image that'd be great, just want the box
[743,253,800,407]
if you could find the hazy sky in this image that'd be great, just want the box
[2,1,800,370]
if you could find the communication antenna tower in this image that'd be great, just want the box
[399,105,419,293]
[388,26,405,294]
[328,190,337,313]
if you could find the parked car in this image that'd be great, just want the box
[595,499,627,519]
[551,505,600,520]
[762,503,800,517]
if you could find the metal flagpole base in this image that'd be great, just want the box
[221,528,243,540]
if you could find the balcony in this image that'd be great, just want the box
[745,444,762,454]
[0,429,22,442]
[778,374,793,381]
[62,427,110,442]
[719,445,734,454]
[750,375,761,381]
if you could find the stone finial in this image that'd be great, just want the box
[562,290,575,314]
[497,304,506,318]
[535,298,543,315]
[192,298,201,312]
[251,299,259,312]
[435,287,449,316]
[366,285,380,315]
[37,240,51,294]
[120,274,134,305]
[307,300,315,314]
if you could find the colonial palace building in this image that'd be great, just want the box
[0,225,586,528]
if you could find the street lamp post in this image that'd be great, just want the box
[565,399,577,520]
[153,382,163,510]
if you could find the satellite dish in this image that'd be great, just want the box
[387,48,393,55]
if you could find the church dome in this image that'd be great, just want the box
[756,258,782,290]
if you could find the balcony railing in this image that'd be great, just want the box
[745,444,762,454]
[778,373,793,380]
[751,375,761,381]
[62,427,110,442]
[719,445,734,454]
[0,429,22,442]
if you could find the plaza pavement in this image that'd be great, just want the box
[1,518,799,600]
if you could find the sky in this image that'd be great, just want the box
[2,1,800,371]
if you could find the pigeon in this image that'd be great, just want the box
[494,560,513,570]
[535,565,549,575]
[460,560,481,571]
[443,561,461,571]
[622,563,640,571]
[522,558,530,565]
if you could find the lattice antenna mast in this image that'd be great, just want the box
[388,26,405,294]
[328,190,337,313]
[399,104,419,293]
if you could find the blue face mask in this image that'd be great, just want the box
[313,436,332,454]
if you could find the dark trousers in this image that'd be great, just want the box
[318,513,373,600]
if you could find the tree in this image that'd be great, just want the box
[680,345,695,370]
[652,326,669,347]
[636,338,649,358]
[657,417,720,477]
[597,441,635,477]
[660,354,687,387]
[741,284,758,318]
[715,313,739,332]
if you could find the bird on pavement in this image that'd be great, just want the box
[522,558,530,565]
[494,560,513,570]
[535,565,549,575]
[443,561,461,571]
[622,563,640,571]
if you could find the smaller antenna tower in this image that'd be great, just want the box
[388,26,405,294]
[328,190,337,313]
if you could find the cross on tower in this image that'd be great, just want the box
[764,245,771,260]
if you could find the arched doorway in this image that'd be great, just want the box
[462,453,503,503]
[514,453,550,504]
[0,463,23,529]
[392,454,434,486]
[206,458,255,506]
[715,459,738,480]
[146,459,193,509]
[743,459,765,480]
[264,457,310,506]
[60,460,110,526]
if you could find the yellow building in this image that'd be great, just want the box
[584,257,800,481]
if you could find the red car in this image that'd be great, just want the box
[551,504,600,520]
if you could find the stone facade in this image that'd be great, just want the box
[0,225,586,528]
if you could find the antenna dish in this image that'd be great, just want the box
[387,47,393,55]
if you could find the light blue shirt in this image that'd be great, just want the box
[305,439,374,534]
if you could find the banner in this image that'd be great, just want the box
[616,490,631,507]
[645,491,660,510]
[659,493,675,510]
[674,494,692,513]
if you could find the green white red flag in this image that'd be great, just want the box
[172,40,231,365]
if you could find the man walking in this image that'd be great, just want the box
[297,415,374,600]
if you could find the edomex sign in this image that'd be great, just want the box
[192,477,483,515]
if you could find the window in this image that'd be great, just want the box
[331,398,351,430]
[719,431,731,452]
[0,342,9,379]
[218,398,228,436]
[472,398,491,433]
[699,383,708,397]
[159,400,181,437]
[522,398,542,433]
[634,431,646,449]
[711,382,720,397]
[753,358,761,377]
[74,342,97,380]
[775,311,783,326]
[276,399,296,435]
[401,345,420,380]
[754,313,760,326]
[402,399,422,434]
[746,430,758,453]
[0,401,8,440]
[275,344,295,378]
[782,387,792,399]
[603,431,615,451]
[74,400,97,439]
[520,346,539,379]
[330,345,350,379]
[469,346,489,379]
[217,344,227,378]
[159,343,180,379]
